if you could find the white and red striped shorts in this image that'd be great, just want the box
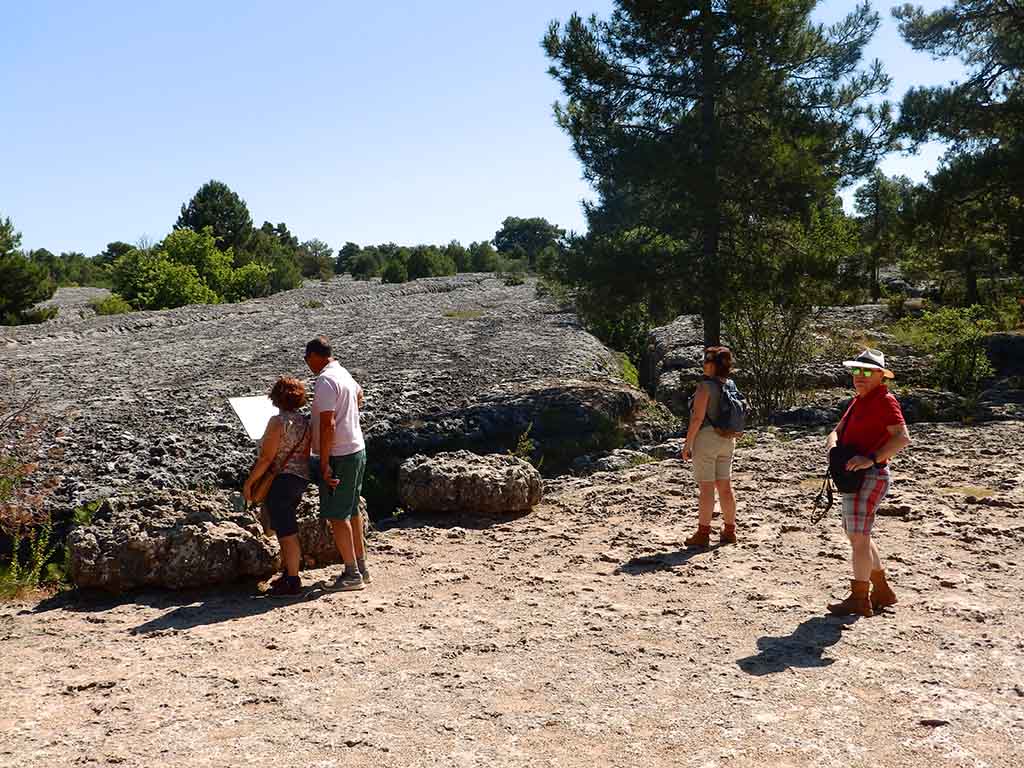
[841,466,890,535]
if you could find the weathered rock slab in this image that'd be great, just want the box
[68,491,278,593]
[398,450,542,514]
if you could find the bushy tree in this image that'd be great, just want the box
[243,223,304,291]
[111,248,164,309]
[335,242,361,274]
[468,241,499,272]
[381,259,409,284]
[1,217,56,325]
[299,239,334,280]
[854,171,914,301]
[1,217,51,313]
[161,227,233,296]
[444,240,472,272]
[494,217,565,267]
[407,245,456,280]
[349,248,384,280]
[94,241,134,267]
[150,260,218,309]
[894,1,1024,288]
[227,262,273,301]
[545,1,892,345]
[175,180,253,252]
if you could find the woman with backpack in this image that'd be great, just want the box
[681,346,744,548]
[825,349,911,617]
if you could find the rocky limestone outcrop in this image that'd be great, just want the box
[398,451,543,514]
[68,491,278,592]
[67,488,370,592]
[771,387,967,427]
[2,276,661,520]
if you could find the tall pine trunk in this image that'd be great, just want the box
[700,0,722,348]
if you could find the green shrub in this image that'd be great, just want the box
[985,294,1022,332]
[886,290,908,320]
[228,262,273,300]
[617,354,639,387]
[535,277,573,307]
[90,294,133,315]
[0,521,57,598]
[575,296,651,369]
[509,422,542,469]
[724,298,816,421]
[894,306,995,394]
[301,300,324,309]
[381,259,409,284]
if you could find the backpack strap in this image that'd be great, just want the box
[836,398,857,445]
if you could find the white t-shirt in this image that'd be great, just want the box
[310,360,365,457]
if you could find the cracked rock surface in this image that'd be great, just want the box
[1,276,641,519]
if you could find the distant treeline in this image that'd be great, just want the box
[0,178,566,322]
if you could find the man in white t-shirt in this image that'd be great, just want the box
[304,335,369,591]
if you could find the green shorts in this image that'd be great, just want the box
[311,449,366,520]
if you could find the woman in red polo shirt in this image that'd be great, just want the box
[825,349,912,617]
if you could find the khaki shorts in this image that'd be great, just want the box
[692,427,735,483]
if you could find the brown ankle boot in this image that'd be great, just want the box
[720,525,737,545]
[870,569,897,611]
[685,525,711,548]
[827,579,873,617]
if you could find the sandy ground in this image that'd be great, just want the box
[2,421,1023,768]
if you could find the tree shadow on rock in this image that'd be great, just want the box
[736,615,858,676]
[616,546,719,575]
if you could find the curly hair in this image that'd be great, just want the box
[704,346,733,378]
[269,376,307,411]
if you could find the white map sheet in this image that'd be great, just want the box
[228,395,279,441]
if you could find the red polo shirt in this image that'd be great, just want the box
[838,385,905,462]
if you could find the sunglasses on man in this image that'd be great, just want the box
[848,367,877,377]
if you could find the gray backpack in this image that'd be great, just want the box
[708,378,748,436]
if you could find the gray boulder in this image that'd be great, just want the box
[68,490,278,593]
[644,315,704,388]
[571,449,654,475]
[398,450,542,514]
[294,494,369,567]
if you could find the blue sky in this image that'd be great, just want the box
[2,1,965,255]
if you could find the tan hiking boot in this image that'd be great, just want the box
[685,525,711,548]
[827,579,873,617]
[870,569,897,611]
[720,525,737,545]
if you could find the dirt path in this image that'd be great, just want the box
[2,422,1023,767]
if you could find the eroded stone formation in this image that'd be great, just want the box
[4,276,667,591]
[398,451,543,514]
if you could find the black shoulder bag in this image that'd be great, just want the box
[828,400,867,493]
[812,400,866,523]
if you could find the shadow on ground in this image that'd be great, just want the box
[25,582,330,633]
[737,615,858,675]
[616,546,719,574]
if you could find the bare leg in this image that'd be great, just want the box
[330,518,357,567]
[715,480,736,527]
[351,513,366,560]
[869,537,882,571]
[278,534,301,577]
[698,482,716,527]
[848,533,873,581]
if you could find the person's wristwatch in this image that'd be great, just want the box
[869,452,883,468]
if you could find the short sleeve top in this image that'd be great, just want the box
[273,410,311,479]
[838,385,906,462]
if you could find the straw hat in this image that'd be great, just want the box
[842,348,895,379]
